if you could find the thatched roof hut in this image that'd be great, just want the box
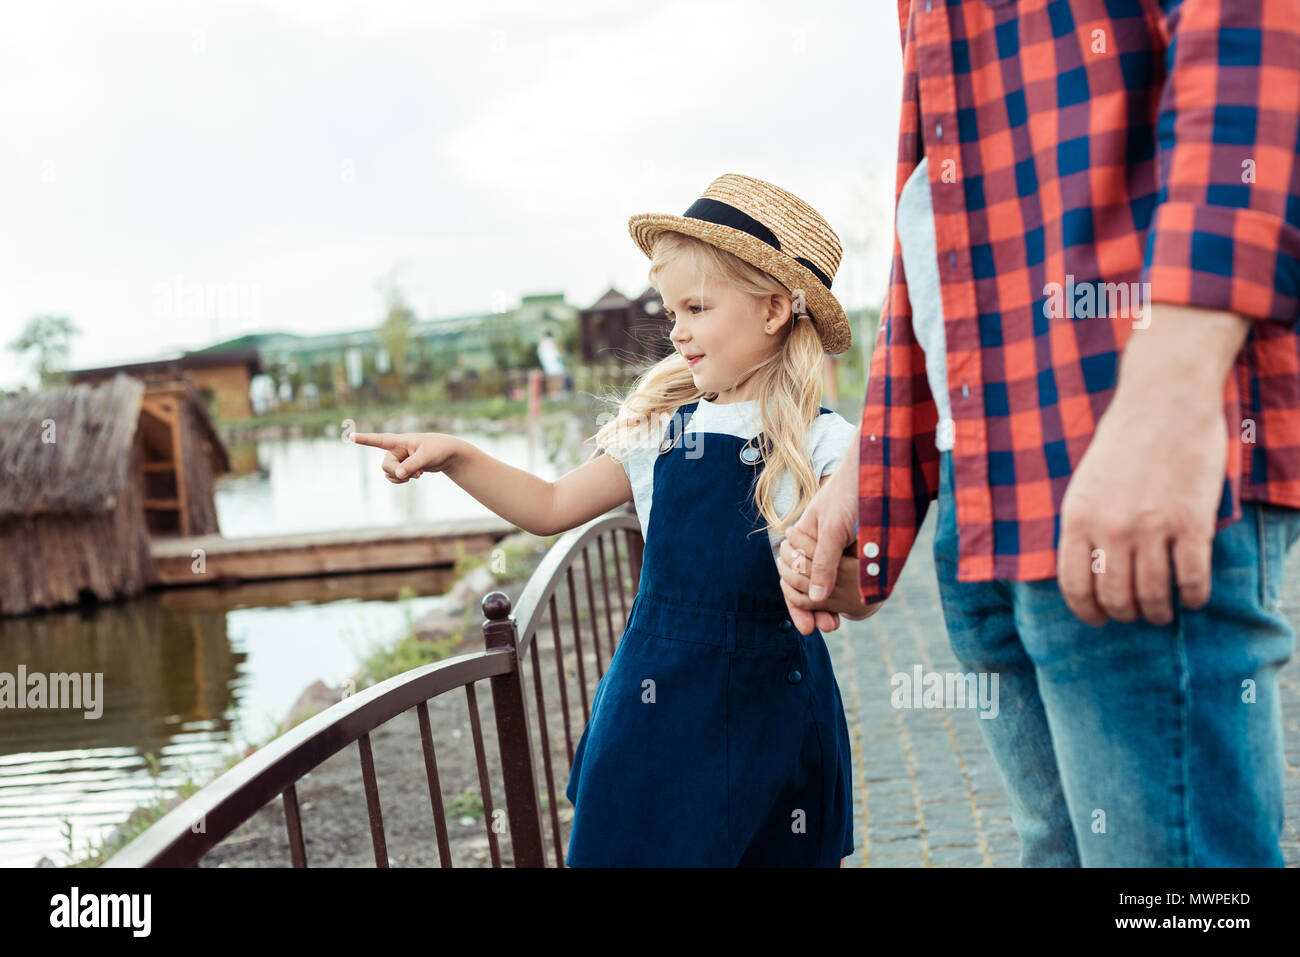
[0,371,230,617]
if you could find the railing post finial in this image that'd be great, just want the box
[482,590,513,623]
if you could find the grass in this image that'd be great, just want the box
[451,532,562,581]
[64,753,225,867]
[446,789,485,821]
[444,787,550,825]
[355,626,465,690]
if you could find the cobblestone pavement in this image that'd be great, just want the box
[828,507,1300,868]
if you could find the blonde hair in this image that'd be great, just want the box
[588,230,826,546]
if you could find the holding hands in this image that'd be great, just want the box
[777,525,882,633]
[777,445,883,634]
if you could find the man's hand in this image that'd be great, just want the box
[781,440,865,634]
[1057,303,1250,626]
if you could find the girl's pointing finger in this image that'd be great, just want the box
[350,432,394,450]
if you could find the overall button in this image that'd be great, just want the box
[786,669,802,684]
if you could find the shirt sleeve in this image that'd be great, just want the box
[619,438,653,478]
[810,412,858,479]
[1140,0,1300,324]
[599,411,667,466]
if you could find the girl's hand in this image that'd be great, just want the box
[777,537,841,634]
[777,525,882,631]
[349,431,462,484]
[783,447,860,634]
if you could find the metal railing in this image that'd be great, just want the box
[104,508,644,868]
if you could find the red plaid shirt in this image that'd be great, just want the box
[857,0,1300,604]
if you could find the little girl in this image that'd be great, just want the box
[352,173,869,867]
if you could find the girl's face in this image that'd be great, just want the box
[658,256,790,404]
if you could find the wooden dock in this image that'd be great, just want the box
[148,516,518,587]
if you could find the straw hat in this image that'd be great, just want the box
[628,173,851,355]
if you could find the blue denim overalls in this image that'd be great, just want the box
[565,400,856,867]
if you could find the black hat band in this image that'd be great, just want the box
[680,197,834,291]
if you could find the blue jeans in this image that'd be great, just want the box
[933,449,1300,866]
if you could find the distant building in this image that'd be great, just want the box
[61,288,662,418]
[578,284,671,367]
[70,347,261,421]
[240,292,580,407]
[426,291,578,376]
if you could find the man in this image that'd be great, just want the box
[778,0,1300,866]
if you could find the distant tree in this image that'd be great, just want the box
[375,270,415,402]
[425,340,457,381]
[481,312,514,374]
[481,313,538,376]
[285,358,304,403]
[312,357,334,405]
[7,314,81,389]
[558,319,580,357]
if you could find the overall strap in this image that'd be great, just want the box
[657,401,833,461]
[748,408,837,460]
[658,401,701,455]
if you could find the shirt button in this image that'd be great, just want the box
[779,619,793,632]
[786,669,802,684]
[866,562,880,576]
[862,541,880,558]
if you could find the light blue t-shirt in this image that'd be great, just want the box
[896,155,955,451]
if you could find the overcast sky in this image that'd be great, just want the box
[0,0,904,391]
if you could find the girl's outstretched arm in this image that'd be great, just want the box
[543,449,634,535]
[451,442,633,536]
[351,430,632,537]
